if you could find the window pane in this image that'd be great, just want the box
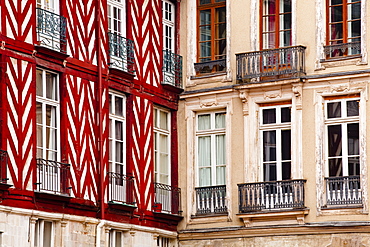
[280,0,292,13]
[37,125,43,148]
[348,2,361,20]
[348,20,361,39]
[330,5,343,22]
[282,162,291,180]
[264,163,277,181]
[109,94,113,114]
[159,134,168,152]
[198,136,211,167]
[348,157,360,176]
[281,107,291,122]
[46,127,56,150]
[199,167,211,187]
[115,121,123,140]
[348,123,359,155]
[46,72,57,100]
[199,0,211,5]
[198,114,211,130]
[36,69,43,97]
[280,13,292,30]
[347,100,359,116]
[216,39,226,57]
[263,0,276,15]
[200,10,211,25]
[329,158,342,176]
[216,7,226,23]
[36,102,43,124]
[330,23,343,40]
[159,111,168,130]
[200,42,211,59]
[328,125,342,157]
[263,108,276,124]
[331,0,342,4]
[115,96,123,116]
[216,134,225,165]
[327,102,341,118]
[116,141,123,163]
[200,25,211,41]
[263,130,276,162]
[45,105,57,127]
[263,15,276,32]
[216,166,225,185]
[281,129,291,160]
[215,113,226,128]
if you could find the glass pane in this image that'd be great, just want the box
[199,0,211,4]
[199,167,211,187]
[330,23,343,40]
[263,15,276,32]
[263,0,276,15]
[348,2,361,20]
[280,0,292,13]
[280,13,292,30]
[115,96,123,116]
[216,166,225,185]
[216,39,226,57]
[45,105,57,127]
[200,26,211,41]
[109,119,112,138]
[200,42,211,59]
[263,130,276,162]
[159,134,168,152]
[109,140,112,160]
[263,32,276,49]
[328,125,342,157]
[348,20,361,39]
[279,30,291,47]
[329,158,342,177]
[281,107,291,122]
[282,162,291,180]
[159,110,168,130]
[36,102,42,124]
[331,0,342,4]
[36,69,43,97]
[281,129,291,160]
[160,154,169,173]
[198,136,211,167]
[264,163,277,181]
[348,157,360,176]
[348,123,359,155]
[330,5,343,22]
[263,108,276,124]
[216,7,226,23]
[109,94,113,114]
[327,102,341,118]
[115,121,123,140]
[37,125,43,148]
[198,114,211,130]
[115,232,122,247]
[46,127,56,150]
[47,150,57,161]
[216,23,226,39]
[200,10,211,25]
[216,134,225,165]
[46,72,57,100]
[116,141,123,163]
[347,100,359,116]
[215,113,226,128]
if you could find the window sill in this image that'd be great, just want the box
[190,71,227,80]
[189,213,229,225]
[319,55,365,69]
[320,205,364,216]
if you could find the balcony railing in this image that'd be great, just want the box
[154,182,181,215]
[238,180,306,213]
[162,50,183,89]
[0,150,8,184]
[236,46,306,82]
[108,172,135,205]
[36,8,66,53]
[108,32,135,74]
[325,176,362,206]
[36,158,70,195]
[195,185,227,215]
[324,41,361,58]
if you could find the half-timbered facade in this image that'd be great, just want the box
[0,0,183,246]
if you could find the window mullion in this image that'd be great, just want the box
[276,129,282,181]
[342,123,349,176]
[211,134,216,186]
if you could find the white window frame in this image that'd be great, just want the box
[195,111,226,187]
[36,68,60,162]
[109,229,124,247]
[259,104,291,181]
[324,97,360,177]
[108,0,126,36]
[37,0,59,14]
[154,107,171,185]
[35,219,54,247]
[109,92,126,175]
[162,0,175,52]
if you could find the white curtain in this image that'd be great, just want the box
[198,136,211,186]
[216,134,226,185]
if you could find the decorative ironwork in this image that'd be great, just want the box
[194,59,226,74]
[36,158,70,195]
[108,32,135,74]
[0,150,8,184]
[238,180,306,212]
[36,8,67,53]
[325,176,362,206]
[108,172,135,205]
[324,41,361,58]
[162,50,183,88]
[195,185,227,215]
[154,182,181,215]
[236,46,306,82]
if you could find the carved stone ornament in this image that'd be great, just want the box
[239,90,249,115]
[0,41,5,50]
[326,236,366,247]
[330,84,349,93]
[264,90,282,100]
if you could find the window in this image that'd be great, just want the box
[34,219,53,247]
[36,69,59,162]
[157,237,171,247]
[196,0,226,73]
[154,108,171,185]
[325,0,361,57]
[108,0,126,36]
[163,0,175,52]
[37,0,59,13]
[325,97,359,177]
[109,230,124,247]
[261,0,292,49]
[196,111,226,187]
[109,92,126,178]
[260,104,291,181]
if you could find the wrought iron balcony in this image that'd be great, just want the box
[35,158,70,195]
[36,8,66,53]
[323,41,361,59]
[236,46,306,82]
[238,179,306,213]
[0,150,8,184]
[108,32,135,74]
[325,176,362,206]
[154,182,181,215]
[195,185,227,215]
[162,50,183,89]
[108,172,135,205]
